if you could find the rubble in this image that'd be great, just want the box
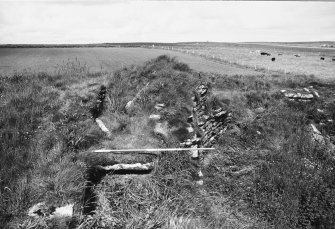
[281,87,319,102]
[181,84,231,148]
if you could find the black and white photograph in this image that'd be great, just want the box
[0,0,335,228]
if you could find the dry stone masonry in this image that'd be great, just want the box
[180,84,231,185]
[181,84,232,149]
[90,85,107,119]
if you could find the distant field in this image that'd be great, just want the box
[0,47,261,76]
[161,42,335,80]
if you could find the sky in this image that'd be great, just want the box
[0,0,334,44]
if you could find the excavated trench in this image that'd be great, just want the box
[82,85,152,214]
[81,83,232,215]
[82,166,153,214]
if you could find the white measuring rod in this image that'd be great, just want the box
[93,148,215,153]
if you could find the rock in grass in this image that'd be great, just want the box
[149,114,161,120]
[255,107,266,114]
[50,204,74,218]
[154,103,165,111]
[300,94,314,100]
[125,100,134,111]
[28,202,48,218]
[95,118,111,137]
[28,202,73,219]
[310,124,325,144]
[312,90,320,98]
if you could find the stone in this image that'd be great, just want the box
[214,110,227,118]
[185,140,193,146]
[203,115,210,120]
[95,118,111,137]
[154,103,165,111]
[98,162,154,171]
[310,124,324,144]
[149,114,161,120]
[300,94,314,100]
[285,93,296,98]
[125,100,134,110]
[198,121,205,126]
[28,202,47,218]
[293,93,302,98]
[50,204,74,218]
[192,137,201,144]
[197,85,208,96]
[214,107,223,113]
[310,124,321,135]
[255,107,266,114]
[209,136,216,142]
[313,91,320,98]
[187,126,194,133]
[190,145,199,158]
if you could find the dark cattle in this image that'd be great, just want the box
[294,54,300,57]
[320,57,325,60]
[271,58,276,61]
[332,58,335,61]
[261,52,271,56]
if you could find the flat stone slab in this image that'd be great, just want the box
[98,162,154,171]
[80,151,158,167]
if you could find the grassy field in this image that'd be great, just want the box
[1,50,335,228]
[0,47,261,76]
[154,42,335,80]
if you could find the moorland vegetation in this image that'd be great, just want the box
[1,55,335,228]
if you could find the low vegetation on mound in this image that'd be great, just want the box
[1,55,335,228]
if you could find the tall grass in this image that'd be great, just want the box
[0,60,97,227]
[206,72,335,228]
[1,55,335,228]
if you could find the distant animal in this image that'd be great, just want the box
[294,54,300,57]
[278,53,282,56]
[320,57,325,60]
[271,58,276,61]
[332,58,335,61]
[261,52,271,56]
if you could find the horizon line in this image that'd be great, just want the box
[1,41,335,46]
